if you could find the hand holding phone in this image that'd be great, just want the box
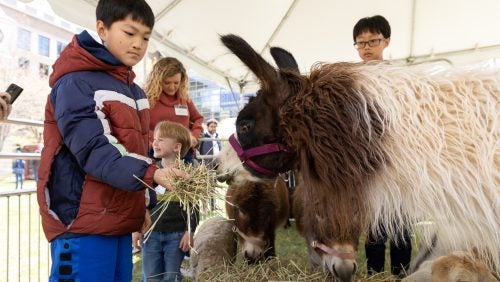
[5,83,23,104]
[0,92,12,120]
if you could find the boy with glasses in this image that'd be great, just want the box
[353,15,412,277]
[353,15,391,61]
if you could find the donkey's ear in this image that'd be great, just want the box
[270,47,299,73]
[220,34,278,88]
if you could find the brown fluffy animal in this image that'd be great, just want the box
[225,178,289,262]
[216,34,499,282]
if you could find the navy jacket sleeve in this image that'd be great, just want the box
[52,77,152,191]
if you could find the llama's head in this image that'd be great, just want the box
[217,34,299,184]
[226,179,289,263]
[292,180,360,282]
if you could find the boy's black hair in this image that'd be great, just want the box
[353,15,391,42]
[96,0,155,29]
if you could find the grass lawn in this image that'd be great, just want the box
[0,189,51,282]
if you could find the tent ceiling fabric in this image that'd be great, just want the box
[48,0,500,93]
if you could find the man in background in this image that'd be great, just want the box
[198,118,221,168]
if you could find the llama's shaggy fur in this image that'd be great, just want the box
[217,34,499,277]
[403,251,499,282]
[190,216,237,279]
[280,62,499,271]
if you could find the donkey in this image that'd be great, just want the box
[225,178,289,263]
[216,34,499,281]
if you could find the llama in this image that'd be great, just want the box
[225,178,289,262]
[216,34,499,281]
[190,216,237,279]
[404,250,499,282]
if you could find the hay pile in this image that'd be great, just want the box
[192,257,397,281]
[195,258,324,281]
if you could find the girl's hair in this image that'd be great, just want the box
[145,57,189,107]
[154,121,191,157]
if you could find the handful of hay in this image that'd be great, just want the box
[136,160,223,241]
[155,160,218,207]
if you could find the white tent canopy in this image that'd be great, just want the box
[48,0,500,93]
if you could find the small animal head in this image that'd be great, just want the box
[233,216,269,263]
[225,179,289,263]
[217,34,300,184]
[293,183,361,282]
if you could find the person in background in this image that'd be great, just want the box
[145,57,204,165]
[32,143,42,183]
[353,15,412,277]
[0,91,12,120]
[12,147,25,190]
[198,118,221,211]
[140,120,199,282]
[36,1,184,281]
[198,118,222,168]
[353,15,390,62]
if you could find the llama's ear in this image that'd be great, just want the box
[270,47,299,73]
[220,34,278,90]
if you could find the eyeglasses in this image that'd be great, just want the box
[353,38,384,49]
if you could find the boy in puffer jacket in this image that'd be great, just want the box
[37,1,183,281]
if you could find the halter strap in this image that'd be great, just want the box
[229,134,291,177]
[232,225,262,245]
[311,240,356,260]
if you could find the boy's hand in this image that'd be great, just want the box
[153,167,189,191]
[142,209,151,233]
[0,92,12,120]
[179,231,194,252]
[132,232,142,250]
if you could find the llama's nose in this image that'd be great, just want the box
[243,250,259,264]
[331,260,357,282]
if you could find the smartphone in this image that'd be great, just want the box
[5,83,23,104]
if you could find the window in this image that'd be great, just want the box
[38,35,50,57]
[17,28,31,51]
[56,41,66,57]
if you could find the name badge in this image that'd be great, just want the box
[155,185,166,195]
[174,105,188,116]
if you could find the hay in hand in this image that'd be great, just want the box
[156,160,220,208]
[142,160,223,241]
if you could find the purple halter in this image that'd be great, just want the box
[228,134,291,177]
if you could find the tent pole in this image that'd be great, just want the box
[242,0,301,81]
[408,0,417,62]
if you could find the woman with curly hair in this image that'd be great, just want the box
[145,57,204,163]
